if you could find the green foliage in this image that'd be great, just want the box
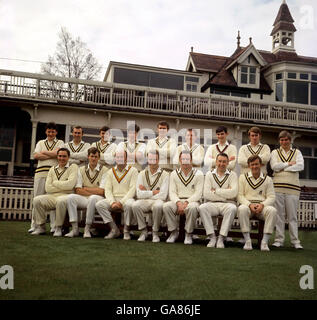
[0,222,316,300]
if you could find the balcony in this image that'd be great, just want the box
[1,69,317,129]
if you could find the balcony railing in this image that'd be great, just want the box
[1,69,317,129]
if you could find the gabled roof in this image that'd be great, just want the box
[188,52,228,73]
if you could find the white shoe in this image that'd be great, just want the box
[104,227,120,239]
[28,224,36,233]
[166,230,179,243]
[207,236,217,248]
[50,226,56,233]
[272,241,283,248]
[53,227,62,237]
[192,234,199,240]
[152,232,160,243]
[83,226,91,238]
[216,238,225,249]
[123,232,131,240]
[65,230,79,238]
[243,239,253,251]
[138,230,148,242]
[31,225,46,235]
[226,237,234,242]
[293,243,303,250]
[260,241,270,252]
[184,233,193,245]
[238,238,246,244]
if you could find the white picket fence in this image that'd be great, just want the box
[0,186,316,229]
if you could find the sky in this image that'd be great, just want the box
[0,0,316,80]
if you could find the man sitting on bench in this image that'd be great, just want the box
[199,153,238,248]
[31,148,78,236]
[237,155,277,251]
[132,150,169,243]
[95,150,138,240]
[64,147,108,238]
[163,150,204,244]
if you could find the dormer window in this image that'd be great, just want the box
[240,66,257,85]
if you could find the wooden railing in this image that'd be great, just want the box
[1,69,317,129]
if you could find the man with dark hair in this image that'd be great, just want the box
[163,150,204,244]
[173,128,205,169]
[95,150,138,240]
[31,148,78,236]
[60,147,109,238]
[116,123,146,172]
[146,121,177,172]
[91,126,116,168]
[199,153,238,248]
[270,130,304,249]
[204,126,237,171]
[28,122,64,233]
[237,155,277,251]
[132,149,169,242]
[65,126,90,167]
[238,127,271,174]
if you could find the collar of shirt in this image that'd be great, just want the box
[70,140,84,146]
[55,161,70,170]
[211,168,230,178]
[247,171,264,181]
[87,163,101,172]
[217,141,229,147]
[178,168,194,178]
[247,142,262,148]
[115,164,129,172]
[184,143,198,150]
[147,167,162,177]
[46,138,58,143]
[280,145,294,155]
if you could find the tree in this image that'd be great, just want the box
[41,27,102,81]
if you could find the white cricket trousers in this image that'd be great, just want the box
[33,194,69,226]
[132,199,164,232]
[163,201,199,234]
[66,194,104,225]
[30,177,55,229]
[199,202,237,236]
[95,198,135,226]
[237,205,277,234]
[274,193,301,245]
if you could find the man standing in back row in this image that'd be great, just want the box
[146,121,177,172]
[270,130,304,249]
[29,122,64,233]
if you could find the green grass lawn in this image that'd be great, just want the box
[0,221,316,300]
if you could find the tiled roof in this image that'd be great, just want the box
[270,21,297,36]
[273,2,295,25]
[189,52,228,72]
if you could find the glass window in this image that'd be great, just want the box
[150,72,184,90]
[114,68,150,86]
[249,74,256,84]
[231,91,248,98]
[300,74,309,80]
[300,158,317,180]
[185,76,199,83]
[311,83,317,106]
[241,66,248,73]
[312,74,317,81]
[213,89,230,96]
[299,147,312,157]
[241,73,248,84]
[287,81,308,104]
[0,149,12,161]
[288,73,297,79]
[186,84,197,92]
[275,82,283,101]
[276,73,283,80]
